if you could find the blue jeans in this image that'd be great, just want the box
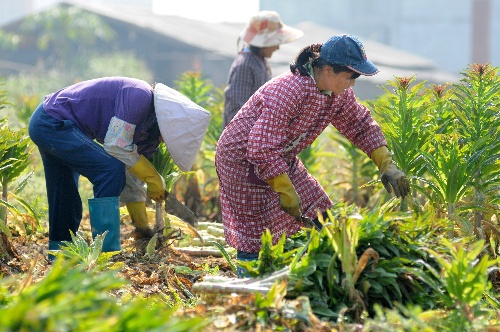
[28,103,126,243]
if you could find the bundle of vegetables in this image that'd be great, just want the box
[237,202,448,322]
[189,221,226,246]
[172,221,234,257]
[168,221,225,247]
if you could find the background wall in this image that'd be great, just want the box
[260,0,500,74]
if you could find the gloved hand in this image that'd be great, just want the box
[125,201,155,240]
[266,173,302,221]
[128,155,166,201]
[371,146,410,198]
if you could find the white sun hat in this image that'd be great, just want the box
[154,83,210,172]
[240,11,303,48]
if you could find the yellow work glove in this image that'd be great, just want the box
[128,155,166,202]
[266,173,302,221]
[125,201,155,240]
[371,146,410,198]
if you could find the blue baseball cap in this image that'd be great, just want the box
[320,34,379,76]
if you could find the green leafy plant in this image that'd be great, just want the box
[298,133,331,175]
[428,239,493,307]
[152,143,182,192]
[370,76,430,179]
[0,83,38,258]
[0,254,209,331]
[416,133,483,235]
[211,241,237,272]
[254,280,289,328]
[448,64,500,232]
[238,203,447,323]
[370,76,431,212]
[0,120,33,220]
[10,94,39,127]
[322,209,380,321]
[52,231,110,271]
[238,230,297,277]
[0,190,38,236]
[369,66,500,242]
[426,83,455,136]
[329,130,377,207]
[426,238,497,329]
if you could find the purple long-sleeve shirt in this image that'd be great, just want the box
[43,77,159,158]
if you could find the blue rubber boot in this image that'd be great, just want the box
[88,196,121,252]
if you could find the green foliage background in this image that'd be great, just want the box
[0,6,499,331]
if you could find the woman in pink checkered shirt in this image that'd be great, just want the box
[216,35,410,263]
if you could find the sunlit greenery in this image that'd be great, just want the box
[0,5,498,329]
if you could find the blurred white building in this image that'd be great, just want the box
[0,0,461,100]
[0,0,33,25]
[3,0,497,74]
[0,0,152,25]
[260,0,500,74]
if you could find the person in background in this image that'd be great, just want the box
[28,77,210,257]
[215,35,410,269]
[222,10,303,129]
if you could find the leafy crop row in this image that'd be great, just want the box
[1,64,499,330]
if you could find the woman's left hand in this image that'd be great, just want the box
[380,164,410,198]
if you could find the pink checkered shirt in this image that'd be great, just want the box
[215,71,386,253]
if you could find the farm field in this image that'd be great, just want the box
[1,64,500,331]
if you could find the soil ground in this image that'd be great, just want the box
[1,214,335,331]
